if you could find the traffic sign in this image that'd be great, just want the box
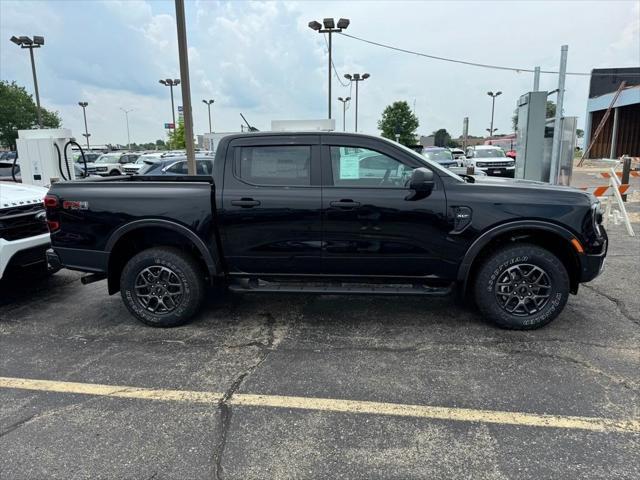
[178,106,183,112]
[164,123,175,129]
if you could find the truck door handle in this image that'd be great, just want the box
[231,198,261,208]
[330,200,360,209]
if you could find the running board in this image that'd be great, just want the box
[228,280,453,296]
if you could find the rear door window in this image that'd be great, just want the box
[237,146,311,186]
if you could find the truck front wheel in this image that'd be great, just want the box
[120,247,205,327]
[473,244,569,330]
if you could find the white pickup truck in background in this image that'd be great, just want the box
[0,182,54,279]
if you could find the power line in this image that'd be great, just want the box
[323,33,350,87]
[338,32,639,77]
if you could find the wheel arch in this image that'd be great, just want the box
[458,220,582,297]
[105,219,220,294]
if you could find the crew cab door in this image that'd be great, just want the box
[219,135,322,274]
[320,136,449,277]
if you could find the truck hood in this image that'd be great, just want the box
[0,181,48,208]
[470,175,590,196]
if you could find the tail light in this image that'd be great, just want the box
[44,194,59,208]
[44,194,60,232]
[47,220,60,232]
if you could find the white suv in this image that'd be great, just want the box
[464,145,515,177]
[93,152,140,176]
[0,182,52,279]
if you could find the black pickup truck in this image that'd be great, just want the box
[45,133,607,329]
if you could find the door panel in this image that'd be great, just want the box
[321,141,451,278]
[220,138,322,274]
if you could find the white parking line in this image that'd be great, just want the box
[1,376,638,434]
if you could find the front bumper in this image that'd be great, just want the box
[476,165,515,176]
[579,238,608,283]
[0,232,51,279]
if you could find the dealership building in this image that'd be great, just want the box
[583,67,640,159]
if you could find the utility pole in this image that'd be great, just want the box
[120,108,133,150]
[487,90,502,138]
[175,0,196,175]
[549,45,568,184]
[337,96,350,131]
[11,35,45,128]
[462,117,469,150]
[159,78,180,148]
[78,102,90,149]
[344,73,370,132]
[533,66,541,91]
[308,18,350,120]
[203,99,214,133]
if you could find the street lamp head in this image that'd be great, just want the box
[308,20,322,31]
[338,97,344,101]
[344,74,352,80]
[336,18,350,29]
[487,91,493,96]
[496,91,502,96]
[353,73,361,80]
[346,96,351,101]
[33,35,44,46]
[174,79,180,85]
[78,102,88,107]
[362,73,370,79]
[322,18,335,29]
[165,78,172,85]
[19,36,32,45]
[159,79,167,85]
[10,36,21,45]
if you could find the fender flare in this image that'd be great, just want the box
[105,219,219,276]
[457,220,579,290]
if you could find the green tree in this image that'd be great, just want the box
[167,121,185,149]
[0,80,61,148]
[377,101,419,146]
[155,139,166,149]
[512,100,556,131]
[432,128,453,147]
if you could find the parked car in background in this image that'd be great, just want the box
[449,148,466,165]
[0,161,20,182]
[139,156,214,176]
[123,152,166,175]
[0,151,18,162]
[464,145,515,177]
[0,182,55,280]
[422,147,457,169]
[93,152,140,176]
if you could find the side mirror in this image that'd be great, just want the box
[409,167,434,192]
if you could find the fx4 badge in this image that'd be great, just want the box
[63,200,89,210]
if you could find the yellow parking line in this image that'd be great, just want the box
[1,376,638,434]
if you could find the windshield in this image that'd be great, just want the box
[95,154,120,164]
[475,149,506,158]
[380,137,464,182]
[424,150,453,161]
[136,155,159,164]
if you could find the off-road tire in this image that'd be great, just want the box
[473,243,569,330]
[120,247,205,327]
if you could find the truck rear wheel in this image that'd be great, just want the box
[120,247,205,327]
[473,243,569,330]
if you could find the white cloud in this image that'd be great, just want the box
[1,0,638,144]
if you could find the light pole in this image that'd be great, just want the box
[78,102,90,149]
[202,99,214,133]
[159,78,180,147]
[487,90,502,138]
[11,35,45,128]
[344,73,370,132]
[308,17,350,120]
[120,108,133,150]
[337,97,350,131]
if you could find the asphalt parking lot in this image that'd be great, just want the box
[1,181,639,479]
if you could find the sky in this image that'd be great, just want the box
[1,0,638,146]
